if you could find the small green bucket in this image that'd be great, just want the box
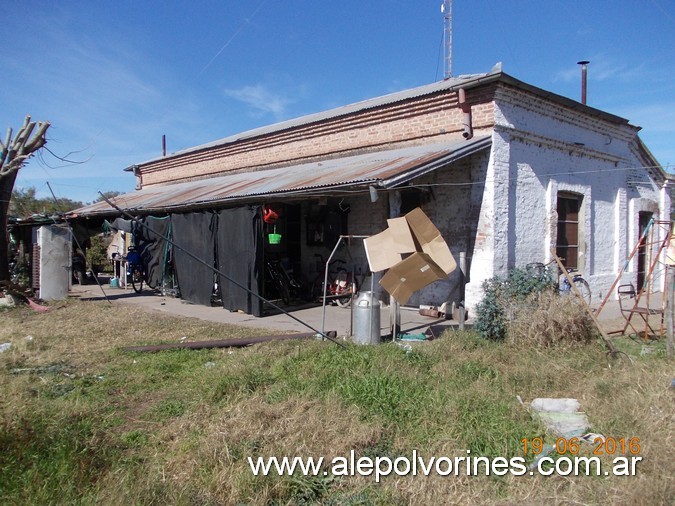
[268,233,282,244]
[268,225,282,244]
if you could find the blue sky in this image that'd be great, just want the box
[2,0,674,204]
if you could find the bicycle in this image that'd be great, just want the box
[264,255,303,305]
[125,247,145,293]
[526,259,591,305]
[311,255,360,307]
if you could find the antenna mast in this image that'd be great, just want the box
[442,0,452,79]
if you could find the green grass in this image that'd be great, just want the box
[0,299,672,504]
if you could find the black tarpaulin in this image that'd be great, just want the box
[171,212,217,306]
[135,216,170,289]
[107,218,133,233]
[217,206,262,317]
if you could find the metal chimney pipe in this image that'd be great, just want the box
[162,134,166,156]
[577,61,590,105]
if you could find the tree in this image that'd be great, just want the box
[9,186,83,218]
[0,115,51,285]
[93,190,122,204]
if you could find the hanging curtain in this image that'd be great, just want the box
[171,212,217,306]
[135,216,170,289]
[216,206,263,316]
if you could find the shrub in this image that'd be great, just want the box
[473,277,508,340]
[474,267,556,341]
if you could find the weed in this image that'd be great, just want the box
[150,398,186,419]
[284,472,335,504]
[122,429,149,448]
[507,291,595,347]
[0,412,114,504]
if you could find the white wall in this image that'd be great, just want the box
[486,86,669,305]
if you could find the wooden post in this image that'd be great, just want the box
[666,266,674,360]
[459,252,466,330]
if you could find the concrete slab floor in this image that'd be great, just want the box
[68,282,646,342]
[68,283,467,340]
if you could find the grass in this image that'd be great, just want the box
[0,299,673,505]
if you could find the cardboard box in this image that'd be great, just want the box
[403,207,456,275]
[379,252,448,305]
[364,207,457,304]
[363,217,416,272]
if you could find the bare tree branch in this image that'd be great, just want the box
[0,115,51,284]
[0,116,51,179]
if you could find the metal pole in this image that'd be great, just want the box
[666,266,674,360]
[370,270,376,343]
[577,61,589,105]
[442,0,453,79]
[595,218,653,317]
[459,252,466,330]
[321,236,344,336]
[389,191,401,340]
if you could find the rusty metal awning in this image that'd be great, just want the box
[70,136,491,217]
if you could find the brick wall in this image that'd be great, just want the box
[139,86,497,187]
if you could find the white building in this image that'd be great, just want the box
[73,67,671,314]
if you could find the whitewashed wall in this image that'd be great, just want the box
[483,86,670,306]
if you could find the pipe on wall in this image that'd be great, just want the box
[458,88,473,139]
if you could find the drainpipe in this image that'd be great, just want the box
[458,88,473,139]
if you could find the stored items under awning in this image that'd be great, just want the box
[69,136,491,217]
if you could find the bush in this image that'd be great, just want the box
[474,267,556,341]
[473,277,508,340]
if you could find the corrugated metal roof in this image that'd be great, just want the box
[131,71,497,168]
[72,136,491,217]
[129,67,635,171]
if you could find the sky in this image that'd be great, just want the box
[1,0,674,204]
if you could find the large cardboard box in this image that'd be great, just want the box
[403,208,456,274]
[363,217,416,272]
[379,252,448,305]
[364,207,456,304]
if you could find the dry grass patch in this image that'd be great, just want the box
[507,292,596,347]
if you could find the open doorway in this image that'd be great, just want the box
[637,211,653,290]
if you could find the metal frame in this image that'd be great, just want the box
[320,235,371,336]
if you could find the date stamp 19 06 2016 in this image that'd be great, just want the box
[521,436,641,456]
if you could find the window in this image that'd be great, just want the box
[556,193,582,269]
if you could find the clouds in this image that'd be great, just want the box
[1,7,208,198]
[223,84,293,118]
